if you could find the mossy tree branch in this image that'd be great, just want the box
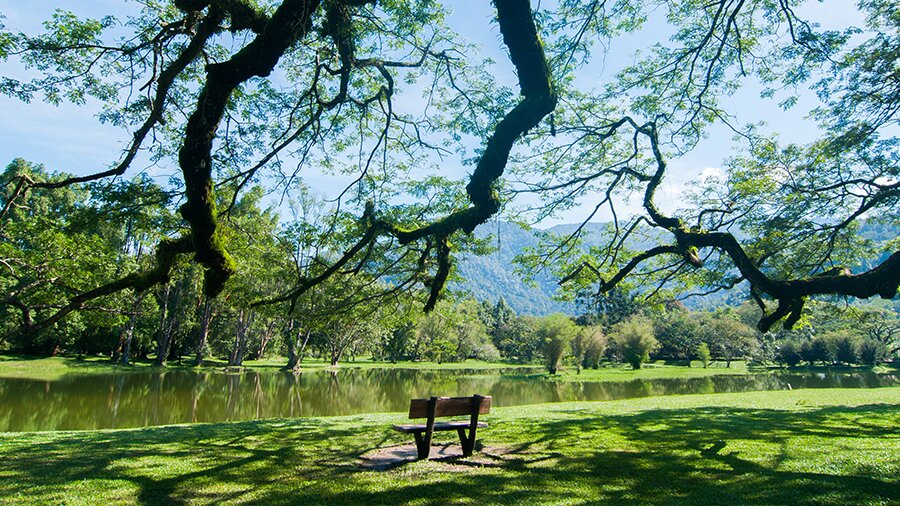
[178,0,321,298]
[384,0,557,308]
[15,235,194,337]
[255,0,557,313]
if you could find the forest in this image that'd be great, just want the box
[1,156,897,371]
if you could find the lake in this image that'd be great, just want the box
[0,367,897,431]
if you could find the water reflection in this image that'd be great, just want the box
[0,368,896,432]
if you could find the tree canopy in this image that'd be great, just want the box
[0,0,897,337]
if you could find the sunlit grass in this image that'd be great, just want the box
[1,387,898,505]
[1,354,893,385]
[0,354,749,382]
[541,360,754,381]
[0,354,543,381]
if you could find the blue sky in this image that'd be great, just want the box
[0,1,865,226]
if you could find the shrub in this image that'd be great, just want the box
[696,342,711,368]
[801,337,832,365]
[776,340,803,367]
[472,342,502,362]
[535,314,579,374]
[611,315,659,370]
[580,326,607,369]
[858,339,887,366]
[832,335,859,365]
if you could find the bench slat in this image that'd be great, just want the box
[393,421,488,433]
[408,396,492,418]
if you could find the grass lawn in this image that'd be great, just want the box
[1,387,898,505]
[2,354,893,385]
[532,360,755,382]
[0,355,543,382]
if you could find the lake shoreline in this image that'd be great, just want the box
[1,355,898,432]
[3,353,896,381]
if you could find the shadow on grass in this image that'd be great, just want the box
[1,403,898,505]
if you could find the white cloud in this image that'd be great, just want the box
[699,166,725,181]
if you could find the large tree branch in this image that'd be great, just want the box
[594,118,900,332]
[178,0,321,297]
[394,0,556,244]
[386,0,556,309]
[258,0,557,313]
[18,235,194,336]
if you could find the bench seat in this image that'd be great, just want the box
[393,421,487,433]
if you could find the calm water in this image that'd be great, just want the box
[0,367,897,432]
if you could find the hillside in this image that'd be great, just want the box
[452,222,620,315]
[451,222,575,315]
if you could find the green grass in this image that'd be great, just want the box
[540,360,755,381]
[0,354,760,384]
[1,354,893,385]
[1,388,898,505]
[0,355,152,381]
[0,355,540,381]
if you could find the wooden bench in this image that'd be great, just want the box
[392,394,491,460]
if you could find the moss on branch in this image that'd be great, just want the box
[178,0,321,298]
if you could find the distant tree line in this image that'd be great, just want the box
[2,160,898,371]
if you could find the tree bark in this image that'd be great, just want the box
[194,296,212,366]
[154,284,172,366]
[118,293,146,365]
[284,319,312,371]
[253,319,277,360]
[112,292,147,365]
[229,309,252,366]
[177,0,322,298]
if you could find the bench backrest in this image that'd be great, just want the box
[408,395,492,419]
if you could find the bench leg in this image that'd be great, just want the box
[458,428,476,457]
[413,431,430,460]
[456,429,472,457]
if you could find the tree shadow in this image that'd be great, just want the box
[1,403,897,505]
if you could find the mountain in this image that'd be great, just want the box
[451,221,620,315]
[451,222,575,315]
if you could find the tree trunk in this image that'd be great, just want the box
[49,338,62,357]
[284,321,311,372]
[194,297,212,366]
[284,319,298,369]
[118,293,146,365]
[112,333,125,362]
[118,308,137,365]
[298,329,311,363]
[254,320,276,360]
[229,309,252,367]
[330,347,342,367]
[154,284,172,366]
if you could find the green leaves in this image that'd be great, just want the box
[0,159,161,350]
[0,16,14,60]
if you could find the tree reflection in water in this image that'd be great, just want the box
[0,368,896,431]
